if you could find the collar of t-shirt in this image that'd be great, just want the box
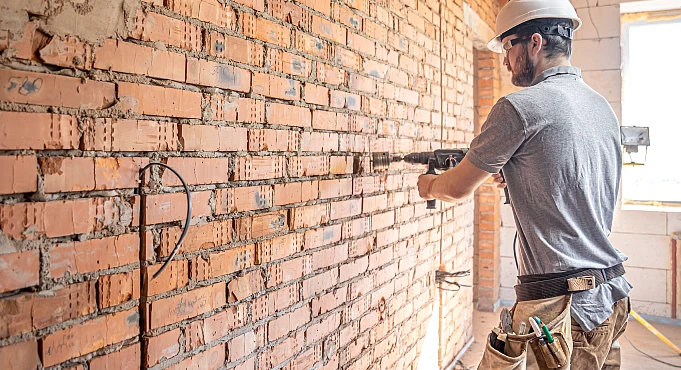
[530,65,582,86]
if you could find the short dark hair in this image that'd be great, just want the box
[500,18,573,60]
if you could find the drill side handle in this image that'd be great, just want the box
[499,169,510,205]
[426,159,437,209]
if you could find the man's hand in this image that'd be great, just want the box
[417,174,438,200]
[491,173,507,189]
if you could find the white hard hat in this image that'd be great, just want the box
[487,0,582,53]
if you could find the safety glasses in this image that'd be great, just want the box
[502,36,530,57]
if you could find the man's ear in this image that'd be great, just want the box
[530,33,543,56]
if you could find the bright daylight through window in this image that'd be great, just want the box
[622,17,681,205]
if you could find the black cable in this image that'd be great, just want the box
[138,163,192,279]
[513,231,519,270]
[623,335,681,368]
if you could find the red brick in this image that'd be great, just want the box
[341,256,370,284]
[294,30,332,59]
[266,103,311,128]
[330,156,353,174]
[89,343,140,370]
[228,269,264,302]
[118,82,201,118]
[184,320,205,351]
[253,284,299,321]
[248,128,299,152]
[300,0,331,14]
[268,305,310,340]
[167,344,225,370]
[233,156,287,180]
[311,285,347,316]
[306,312,340,343]
[0,339,38,370]
[259,334,304,369]
[332,4,362,30]
[0,112,79,150]
[228,330,257,362]
[311,15,346,44]
[186,58,251,92]
[253,73,300,100]
[40,157,94,193]
[145,328,181,367]
[143,260,188,295]
[94,157,149,190]
[242,13,291,47]
[98,270,140,308]
[330,199,362,220]
[364,19,387,43]
[0,281,96,339]
[35,35,92,69]
[334,46,361,70]
[0,69,114,109]
[147,283,226,329]
[0,156,37,195]
[130,11,201,51]
[143,190,211,225]
[317,62,346,85]
[50,234,139,277]
[304,224,342,251]
[236,210,288,240]
[216,185,274,213]
[301,131,338,152]
[330,91,361,110]
[371,3,392,26]
[339,133,370,152]
[161,157,230,186]
[206,95,266,123]
[256,233,302,264]
[166,0,236,28]
[269,0,311,29]
[274,181,319,206]
[319,179,352,199]
[42,308,139,367]
[203,304,247,342]
[349,73,377,94]
[347,32,375,56]
[233,0,265,11]
[289,204,330,229]
[83,118,178,151]
[266,256,310,288]
[312,244,348,269]
[267,49,311,77]
[206,30,264,66]
[362,194,388,213]
[288,156,330,177]
[363,60,389,79]
[312,111,349,131]
[180,124,248,151]
[397,87,420,105]
[346,0,369,13]
[160,220,232,257]
[304,84,330,106]
[303,269,338,298]
[208,244,255,279]
[94,39,185,81]
[0,197,128,240]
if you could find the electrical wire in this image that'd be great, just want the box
[436,269,471,291]
[623,334,681,368]
[138,163,192,279]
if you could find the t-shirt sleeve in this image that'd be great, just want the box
[467,97,526,173]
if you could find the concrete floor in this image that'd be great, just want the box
[457,306,681,369]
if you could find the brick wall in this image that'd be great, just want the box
[0,0,492,368]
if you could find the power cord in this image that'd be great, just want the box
[623,334,681,368]
[436,269,471,292]
[137,163,192,279]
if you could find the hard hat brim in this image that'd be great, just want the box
[487,17,581,53]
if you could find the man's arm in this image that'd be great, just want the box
[417,157,493,202]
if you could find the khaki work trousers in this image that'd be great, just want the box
[570,297,630,370]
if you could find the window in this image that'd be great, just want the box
[621,12,681,205]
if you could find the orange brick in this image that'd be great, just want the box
[347,32,375,56]
[256,233,302,264]
[269,0,311,29]
[311,242,347,269]
[306,311,340,343]
[397,87,419,105]
[228,330,258,362]
[339,133,370,152]
[311,286,347,316]
[236,211,288,240]
[206,30,264,66]
[300,131,338,152]
[312,15,346,44]
[258,334,304,369]
[266,256,310,288]
[98,270,141,308]
[289,204,330,229]
[332,3,363,30]
[147,283,226,329]
[208,244,255,278]
[288,156,330,177]
[317,62,346,85]
[294,30,332,59]
[330,91,361,110]
[82,118,178,151]
[0,69,114,109]
[253,73,300,100]
[94,157,149,190]
[274,181,319,206]
[40,157,94,193]
[0,250,39,293]
[364,18,387,43]
[330,199,362,220]
[167,344,224,370]
[300,0,331,14]
[118,82,201,118]
[0,340,38,370]
[242,13,291,47]
[0,112,79,150]
[334,46,361,70]
[50,234,139,277]
[145,328,181,367]
[166,0,236,29]
[0,197,128,240]
[179,124,248,152]
[186,58,251,92]
[248,128,299,152]
[304,84,329,106]
[160,220,232,256]
[233,156,287,180]
[267,49,311,77]
[94,39,185,81]
[233,0,265,11]
[143,260,189,295]
[312,111,349,131]
[265,102,311,128]
[130,11,201,52]
[268,306,310,340]
[302,269,338,298]
[143,190,212,225]
[319,178,352,199]
[41,309,139,367]
[89,343,140,370]
[346,0,369,13]
[38,35,93,70]
[216,185,274,213]
[0,155,37,195]
[161,157,230,186]
[228,269,264,302]
[203,305,247,342]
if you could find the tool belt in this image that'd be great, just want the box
[515,263,626,302]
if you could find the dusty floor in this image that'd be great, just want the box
[457,306,681,369]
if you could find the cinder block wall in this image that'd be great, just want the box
[0,0,498,368]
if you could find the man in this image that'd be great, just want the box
[417,0,631,368]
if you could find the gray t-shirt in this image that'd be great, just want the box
[467,66,632,331]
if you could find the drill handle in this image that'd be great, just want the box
[426,159,437,209]
[499,169,510,205]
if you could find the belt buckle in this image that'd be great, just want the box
[567,276,596,292]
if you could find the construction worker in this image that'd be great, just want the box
[417,0,631,369]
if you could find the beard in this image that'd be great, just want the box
[509,44,535,87]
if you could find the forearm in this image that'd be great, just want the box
[428,158,492,202]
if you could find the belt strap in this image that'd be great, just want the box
[515,264,626,302]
